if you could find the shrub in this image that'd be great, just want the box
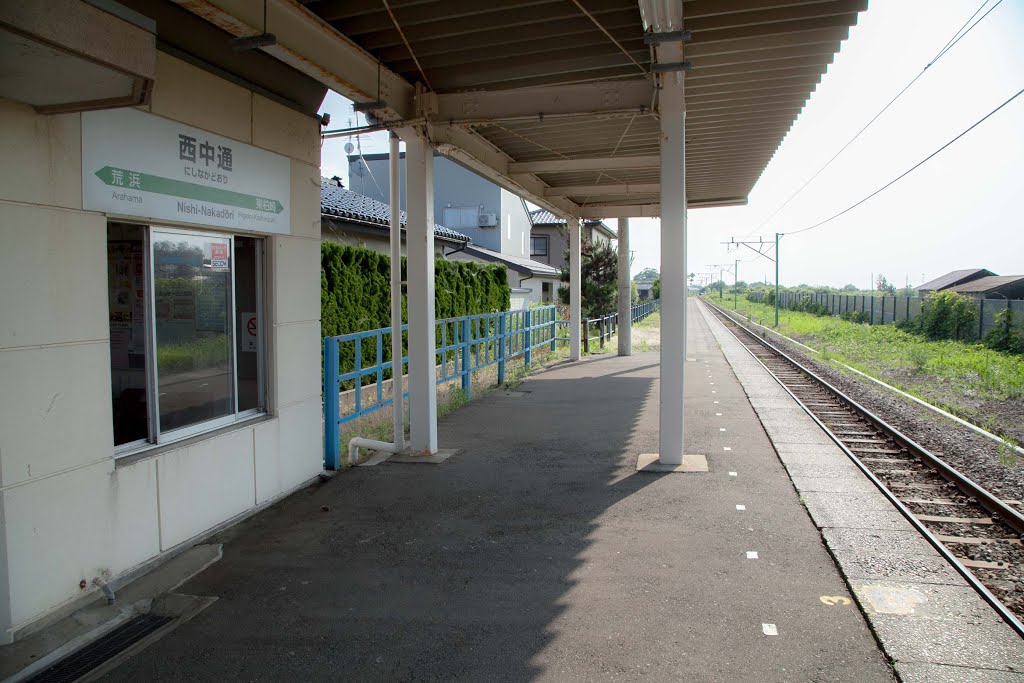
[786,296,830,317]
[913,291,978,342]
[840,310,870,324]
[321,242,510,338]
[321,243,510,382]
[983,307,1024,355]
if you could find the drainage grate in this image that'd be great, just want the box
[26,614,173,683]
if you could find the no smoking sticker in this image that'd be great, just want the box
[240,312,257,352]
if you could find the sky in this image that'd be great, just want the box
[320,0,1024,289]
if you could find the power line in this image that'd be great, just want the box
[752,0,1003,234]
[785,85,1024,237]
[930,0,1003,66]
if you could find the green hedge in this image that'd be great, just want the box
[321,243,510,384]
[321,242,510,337]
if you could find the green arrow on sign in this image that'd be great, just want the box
[95,166,284,214]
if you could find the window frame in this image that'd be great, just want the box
[530,235,548,258]
[113,222,267,457]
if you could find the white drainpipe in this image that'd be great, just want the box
[347,437,403,465]
[347,134,407,467]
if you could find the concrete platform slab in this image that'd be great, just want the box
[636,452,708,472]
[835,550,965,585]
[698,299,1024,679]
[895,662,1024,682]
[388,448,459,463]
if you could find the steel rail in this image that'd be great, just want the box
[700,298,1024,639]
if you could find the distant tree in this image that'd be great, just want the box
[875,274,896,295]
[559,239,617,318]
[634,267,660,282]
[652,278,661,299]
[630,280,639,306]
[842,283,859,292]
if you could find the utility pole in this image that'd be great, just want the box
[720,236,778,321]
[775,233,781,327]
[734,259,739,310]
[706,263,735,302]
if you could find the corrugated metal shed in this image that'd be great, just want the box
[948,275,1024,296]
[917,269,996,293]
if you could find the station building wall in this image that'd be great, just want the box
[0,52,323,642]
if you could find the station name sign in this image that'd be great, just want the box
[83,109,290,234]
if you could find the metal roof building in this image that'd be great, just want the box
[918,268,996,294]
[948,276,1024,301]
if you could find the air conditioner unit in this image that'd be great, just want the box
[478,213,498,227]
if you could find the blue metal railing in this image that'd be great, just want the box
[324,305,559,468]
[323,299,660,469]
[580,298,660,352]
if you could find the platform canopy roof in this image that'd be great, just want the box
[178,0,866,220]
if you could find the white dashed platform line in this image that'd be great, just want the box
[746,551,759,559]
[728,471,737,477]
[713,401,719,404]
[715,412,722,416]
[762,624,778,636]
[723,447,732,451]
[736,505,746,511]
[719,428,726,432]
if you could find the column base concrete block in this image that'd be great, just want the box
[636,453,708,473]
[388,448,459,464]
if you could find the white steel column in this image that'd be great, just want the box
[658,40,687,466]
[402,132,438,454]
[617,217,631,356]
[389,133,405,450]
[568,216,582,361]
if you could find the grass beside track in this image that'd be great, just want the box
[709,296,1024,443]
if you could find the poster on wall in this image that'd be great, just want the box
[82,108,291,235]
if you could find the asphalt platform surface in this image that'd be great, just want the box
[103,305,893,682]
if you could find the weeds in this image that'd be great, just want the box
[997,438,1021,468]
[438,387,469,418]
[718,297,1024,404]
[504,364,529,390]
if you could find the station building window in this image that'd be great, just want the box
[108,223,265,452]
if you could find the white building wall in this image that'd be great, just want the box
[500,189,533,260]
[0,53,323,642]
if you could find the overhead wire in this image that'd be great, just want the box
[569,0,651,81]
[785,85,1024,237]
[751,0,1003,235]
[929,0,1002,66]
[381,0,431,90]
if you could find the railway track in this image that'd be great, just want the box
[702,299,1024,638]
